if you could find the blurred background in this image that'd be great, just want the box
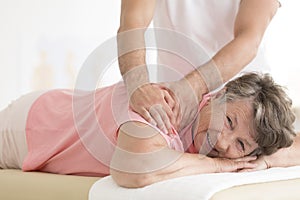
[0,0,299,129]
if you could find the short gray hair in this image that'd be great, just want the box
[224,72,296,155]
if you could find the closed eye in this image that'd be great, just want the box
[238,139,245,152]
[226,116,233,129]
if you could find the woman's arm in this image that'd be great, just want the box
[265,134,300,168]
[241,133,300,171]
[110,122,257,188]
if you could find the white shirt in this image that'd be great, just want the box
[152,0,269,81]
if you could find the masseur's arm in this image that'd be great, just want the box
[110,122,257,188]
[118,0,178,133]
[186,0,280,98]
[154,0,280,129]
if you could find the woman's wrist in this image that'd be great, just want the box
[264,147,292,168]
[265,135,300,168]
[195,154,218,173]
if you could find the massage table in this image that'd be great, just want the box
[1,167,300,200]
[0,169,99,200]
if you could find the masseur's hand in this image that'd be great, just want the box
[212,156,258,172]
[162,78,200,131]
[130,83,179,134]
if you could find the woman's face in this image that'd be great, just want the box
[193,99,259,159]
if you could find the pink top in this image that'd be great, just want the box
[23,82,209,176]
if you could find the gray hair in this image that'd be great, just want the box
[223,72,296,155]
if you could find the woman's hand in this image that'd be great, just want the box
[236,156,270,172]
[212,156,258,172]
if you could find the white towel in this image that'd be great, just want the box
[89,166,300,200]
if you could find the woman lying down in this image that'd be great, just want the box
[0,72,299,188]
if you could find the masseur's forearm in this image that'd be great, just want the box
[118,38,149,93]
[185,34,260,99]
[117,0,156,92]
[266,134,300,167]
[118,27,149,94]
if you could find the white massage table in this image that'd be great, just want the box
[89,166,300,200]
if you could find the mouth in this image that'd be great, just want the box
[206,132,219,157]
[206,132,214,149]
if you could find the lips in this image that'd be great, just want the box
[207,132,215,149]
[206,132,219,157]
[199,131,219,156]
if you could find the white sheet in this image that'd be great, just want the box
[89,166,300,200]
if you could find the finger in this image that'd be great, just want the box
[140,108,157,127]
[233,156,257,162]
[162,91,177,126]
[156,104,173,134]
[237,161,258,169]
[171,97,181,129]
[149,105,168,134]
[161,102,176,129]
[175,108,182,130]
[163,90,175,109]
[165,89,180,119]
[169,93,181,130]
[172,98,180,116]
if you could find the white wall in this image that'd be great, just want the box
[0,0,121,109]
[264,0,300,130]
[265,0,300,107]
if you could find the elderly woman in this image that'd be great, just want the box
[111,72,298,187]
[0,73,298,188]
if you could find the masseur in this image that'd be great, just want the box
[118,0,281,134]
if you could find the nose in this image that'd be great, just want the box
[215,130,234,155]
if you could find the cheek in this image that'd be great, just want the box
[223,152,243,159]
